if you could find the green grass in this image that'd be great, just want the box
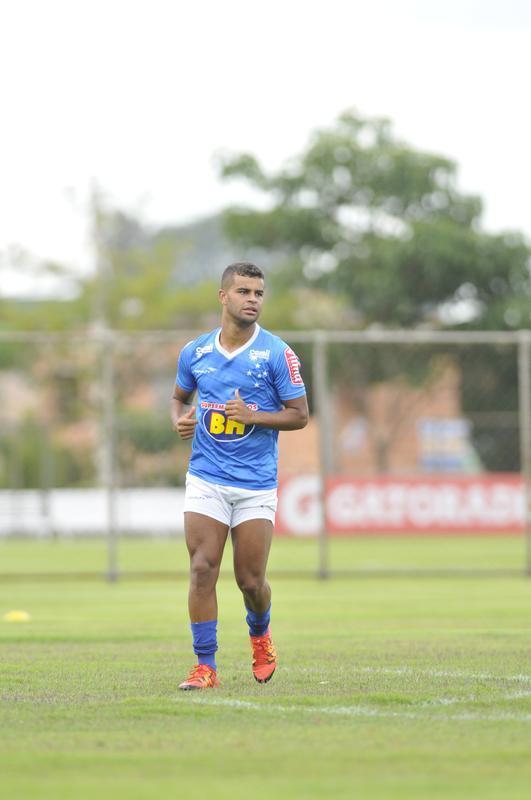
[0,533,527,576]
[1,538,531,799]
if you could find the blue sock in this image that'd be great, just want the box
[191,619,217,671]
[246,604,271,637]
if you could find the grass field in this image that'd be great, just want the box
[0,534,527,576]
[2,537,531,799]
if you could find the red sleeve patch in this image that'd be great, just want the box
[284,347,303,386]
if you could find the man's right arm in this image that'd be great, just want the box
[170,385,197,440]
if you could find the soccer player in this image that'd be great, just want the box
[171,262,308,690]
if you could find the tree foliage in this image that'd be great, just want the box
[88,197,221,330]
[0,197,225,334]
[220,110,531,330]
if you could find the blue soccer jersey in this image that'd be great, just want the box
[175,324,306,490]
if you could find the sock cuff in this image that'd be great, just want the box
[245,605,271,637]
[245,604,271,617]
[191,619,218,658]
[190,619,218,630]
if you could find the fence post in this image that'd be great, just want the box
[518,330,531,576]
[38,423,53,539]
[101,330,119,582]
[313,332,332,578]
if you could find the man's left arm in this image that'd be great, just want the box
[225,390,308,431]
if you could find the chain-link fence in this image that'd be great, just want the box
[1,329,530,578]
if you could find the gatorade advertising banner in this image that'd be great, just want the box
[275,475,525,536]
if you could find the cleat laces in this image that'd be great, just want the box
[252,635,277,667]
[185,664,216,686]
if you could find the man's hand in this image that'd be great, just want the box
[174,406,197,439]
[225,389,254,425]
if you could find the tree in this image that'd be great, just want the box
[218,112,530,473]
[0,196,230,335]
[0,197,227,489]
[88,194,222,331]
[219,109,531,330]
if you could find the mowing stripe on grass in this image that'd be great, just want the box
[354,666,531,683]
[295,665,531,683]
[185,697,531,723]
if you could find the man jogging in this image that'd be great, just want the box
[171,262,308,689]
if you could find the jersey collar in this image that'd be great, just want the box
[215,324,261,360]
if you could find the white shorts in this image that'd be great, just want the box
[183,472,277,528]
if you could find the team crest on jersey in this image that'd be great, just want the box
[284,347,303,385]
[201,402,257,443]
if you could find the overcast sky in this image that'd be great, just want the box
[1,0,531,295]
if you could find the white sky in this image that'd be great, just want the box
[1,0,531,295]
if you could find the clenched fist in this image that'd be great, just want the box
[174,406,197,440]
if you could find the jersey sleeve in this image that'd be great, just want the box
[175,342,197,393]
[272,342,306,401]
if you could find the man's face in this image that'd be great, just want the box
[219,275,265,325]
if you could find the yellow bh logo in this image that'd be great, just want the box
[203,409,254,442]
[209,412,245,436]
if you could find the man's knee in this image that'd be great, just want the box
[190,552,220,589]
[235,570,265,597]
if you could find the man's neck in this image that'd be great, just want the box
[219,319,257,353]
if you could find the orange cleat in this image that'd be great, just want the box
[179,664,220,691]
[250,628,277,684]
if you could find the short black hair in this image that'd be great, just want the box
[221,262,264,288]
